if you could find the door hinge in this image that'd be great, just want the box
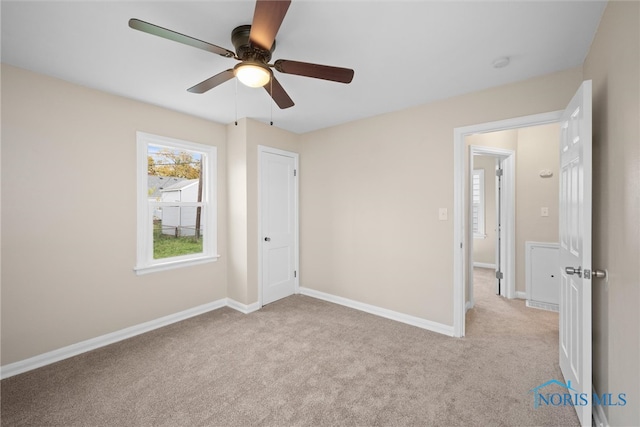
[496,168,503,177]
[294,270,297,278]
[495,271,503,280]
[294,169,297,177]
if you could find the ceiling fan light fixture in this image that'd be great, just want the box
[234,62,272,88]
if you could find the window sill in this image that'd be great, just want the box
[473,234,487,239]
[134,254,221,275]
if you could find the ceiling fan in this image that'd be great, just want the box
[129,0,354,109]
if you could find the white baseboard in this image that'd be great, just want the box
[473,262,496,269]
[226,298,261,314]
[299,287,454,337]
[592,386,609,427]
[1,299,227,380]
[515,291,527,300]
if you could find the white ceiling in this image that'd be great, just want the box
[1,1,606,134]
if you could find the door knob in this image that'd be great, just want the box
[585,269,607,279]
[565,266,582,277]
[565,266,608,280]
[264,237,271,242]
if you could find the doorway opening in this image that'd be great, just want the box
[453,111,563,338]
[467,146,515,311]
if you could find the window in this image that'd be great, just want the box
[472,169,485,238]
[135,132,218,274]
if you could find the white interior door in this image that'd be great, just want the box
[260,148,298,305]
[558,80,592,426]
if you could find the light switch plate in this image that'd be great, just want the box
[439,208,448,221]
[541,207,549,217]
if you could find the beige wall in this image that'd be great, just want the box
[1,64,229,365]
[584,1,640,425]
[226,121,249,304]
[299,67,582,326]
[472,155,497,266]
[515,124,560,293]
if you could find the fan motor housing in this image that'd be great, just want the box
[231,25,275,63]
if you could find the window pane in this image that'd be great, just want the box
[148,143,205,260]
[152,207,204,259]
[472,169,484,235]
[148,145,202,181]
[472,205,479,233]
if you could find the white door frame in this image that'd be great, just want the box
[453,111,562,337]
[468,146,515,308]
[257,145,300,307]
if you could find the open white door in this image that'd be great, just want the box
[260,147,298,305]
[558,80,592,426]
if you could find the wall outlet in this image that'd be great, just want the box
[541,207,549,217]
[439,208,448,221]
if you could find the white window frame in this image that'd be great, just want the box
[134,132,218,275]
[472,169,486,238]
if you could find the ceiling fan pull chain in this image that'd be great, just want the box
[270,78,274,126]
[234,78,238,126]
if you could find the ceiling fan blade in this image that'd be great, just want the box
[274,59,354,84]
[264,76,294,109]
[249,0,291,51]
[129,19,235,58]
[187,69,235,94]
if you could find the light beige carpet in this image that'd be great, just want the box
[1,269,578,426]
